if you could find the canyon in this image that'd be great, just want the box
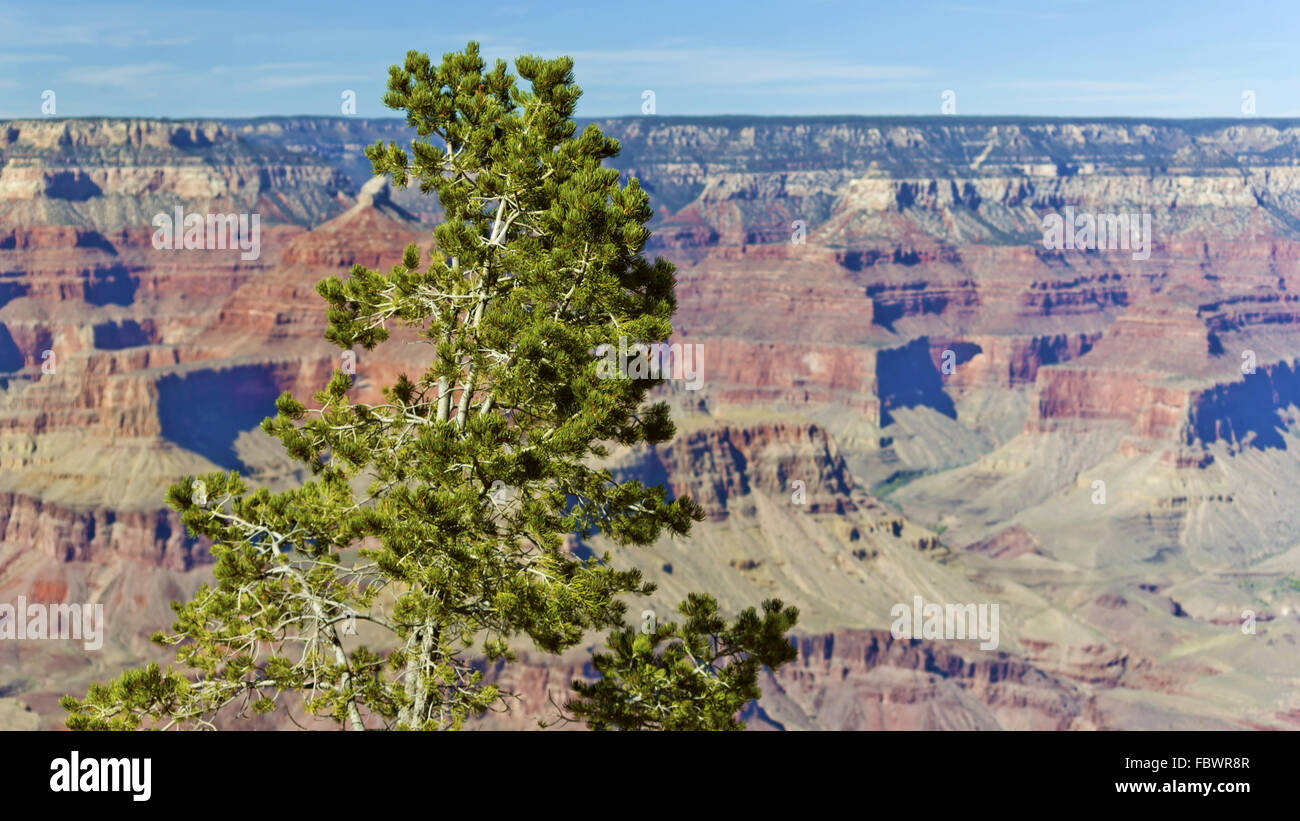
[2,115,1299,730]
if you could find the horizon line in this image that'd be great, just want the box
[6,114,1300,124]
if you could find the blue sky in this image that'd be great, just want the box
[1,0,1298,119]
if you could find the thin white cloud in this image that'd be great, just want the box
[995,80,1156,92]
[561,46,930,89]
[59,63,174,89]
[259,74,369,89]
[0,14,99,46]
[139,37,196,47]
[245,62,335,72]
[0,7,195,48]
[0,54,67,64]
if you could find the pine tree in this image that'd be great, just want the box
[565,594,799,730]
[61,42,798,731]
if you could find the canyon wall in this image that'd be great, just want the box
[4,116,1300,729]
